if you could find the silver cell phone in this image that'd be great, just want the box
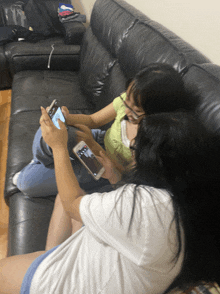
[47,99,66,129]
[73,141,105,180]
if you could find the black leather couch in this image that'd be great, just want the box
[4,0,220,257]
[0,0,86,90]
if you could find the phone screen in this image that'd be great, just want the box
[76,144,103,176]
[51,107,65,129]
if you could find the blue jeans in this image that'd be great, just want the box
[17,127,110,197]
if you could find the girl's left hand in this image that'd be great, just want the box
[74,124,95,146]
[39,107,68,150]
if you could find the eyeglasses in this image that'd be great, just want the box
[120,94,144,120]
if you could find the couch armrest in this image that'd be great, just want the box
[62,21,86,45]
[4,37,81,76]
[8,193,55,256]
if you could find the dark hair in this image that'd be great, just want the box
[127,63,199,114]
[124,112,220,288]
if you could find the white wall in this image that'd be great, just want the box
[71,0,95,27]
[72,0,220,65]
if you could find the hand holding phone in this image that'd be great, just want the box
[73,141,105,180]
[47,99,66,129]
[40,106,68,151]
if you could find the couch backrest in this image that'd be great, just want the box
[183,63,220,134]
[79,0,211,111]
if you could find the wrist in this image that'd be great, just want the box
[52,145,68,154]
[65,115,71,126]
[108,168,122,184]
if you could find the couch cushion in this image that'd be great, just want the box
[10,70,93,115]
[183,64,220,134]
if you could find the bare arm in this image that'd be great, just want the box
[65,102,117,129]
[40,107,84,222]
[53,146,84,222]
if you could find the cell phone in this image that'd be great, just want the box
[47,99,66,129]
[73,141,105,180]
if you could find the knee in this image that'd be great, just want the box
[16,176,32,196]
[16,174,39,197]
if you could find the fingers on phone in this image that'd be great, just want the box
[58,119,65,129]
[61,106,68,112]
[74,124,89,132]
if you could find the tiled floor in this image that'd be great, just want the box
[0,90,11,259]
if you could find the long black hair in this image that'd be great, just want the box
[123,112,220,289]
[127,63,199,114]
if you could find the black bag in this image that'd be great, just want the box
[2,2,29,28]
[24,0,63,38]
[0,25,46,45]
[0,26,17,45]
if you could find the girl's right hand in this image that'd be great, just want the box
[61,106,69,118]
[45,105,70,124]
[61,106,70,124]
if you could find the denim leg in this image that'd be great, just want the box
[17,128,110,197]
[32,126,79,168]
[32,127,54,168]
[16,157,83,197]
[16,160,58,197]
[90,129,106,149]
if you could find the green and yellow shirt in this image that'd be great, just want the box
[104,93,132,167]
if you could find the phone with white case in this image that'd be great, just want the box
[73,141,105,180]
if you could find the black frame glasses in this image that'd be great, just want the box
[120,94,144,120]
